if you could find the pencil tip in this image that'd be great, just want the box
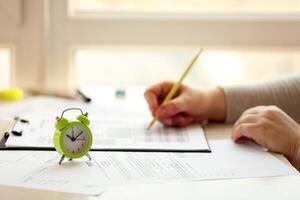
[146,124,151,130]
[147,119,155,130]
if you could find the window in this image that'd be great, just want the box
[0,48,11,89]
[74,47,300,87]
[69,0,300,15]
[1,1,300,92]
[41,0,300,92]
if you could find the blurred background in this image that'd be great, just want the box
[1,0,300,94]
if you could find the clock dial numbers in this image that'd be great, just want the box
[63,126,89,154]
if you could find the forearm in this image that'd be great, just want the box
[223,74,300,123]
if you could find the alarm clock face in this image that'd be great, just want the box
[63,125,89,154]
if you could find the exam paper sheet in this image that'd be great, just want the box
[0,140,297,195]
[5,116,209,151]
[0,151,106,195]
[2,96,209,151]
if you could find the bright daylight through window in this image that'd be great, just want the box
[74,48,300,87]
[70,0,300,14]
[0,48,11,89]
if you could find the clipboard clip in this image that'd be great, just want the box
[4,117,30,138]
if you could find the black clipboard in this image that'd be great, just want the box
[0,117,211,153]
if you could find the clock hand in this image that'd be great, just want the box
[75,138,86,141]
[66,134,73,141]
[74,131,83,140]
[72,129,75,139]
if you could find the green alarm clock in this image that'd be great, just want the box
[53,108,93,165]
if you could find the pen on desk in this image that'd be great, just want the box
[28,89,76,99]
[76,89,92,103]
[28,89,91,103]
[147,48,203,130]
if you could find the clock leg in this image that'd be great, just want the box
[59,155,65,165]
[86,153,92,160]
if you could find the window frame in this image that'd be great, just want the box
[2,0,300,91]
[44,0,300,91]
[0,0,47,90]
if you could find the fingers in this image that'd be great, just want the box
[161,114,195,127]
[144,82,198,127]
[232,123,258,142]
[144,91,159,114]
[144,81,175,115]
[232,106,267,141]
[144,81,174,102]
[152,81,175,97]
[232,106,271,146]
[233,114,259,130]
[156,96,186,119]
[232,107,262,142]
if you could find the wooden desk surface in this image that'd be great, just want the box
[0,122,299,200]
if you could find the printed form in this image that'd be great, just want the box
[5,116,210,152]
[0,140,297,195]
[0,95,297,195]
[0,95,209,152]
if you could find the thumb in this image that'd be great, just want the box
[156,96,186,119]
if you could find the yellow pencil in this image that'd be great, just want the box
[147,48,203,130]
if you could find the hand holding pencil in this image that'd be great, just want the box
[144,49,227,128]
